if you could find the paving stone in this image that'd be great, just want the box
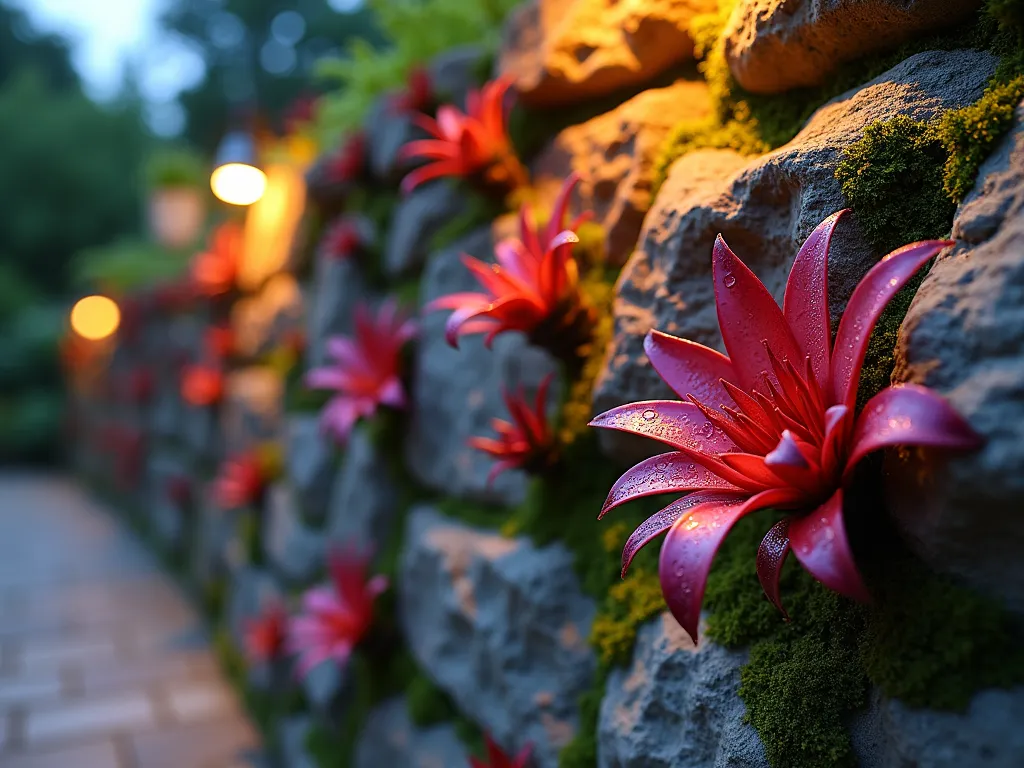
[0,740,121,768]
[164,680,241,724]
[0,673,63,705]
[25,690,156,745]
[130,718,261,768]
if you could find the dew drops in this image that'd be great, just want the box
[642,408,657,421]
[723,274,737,288]
[699,422,715,439]
[685,518,701,531]
[824,527,836,542]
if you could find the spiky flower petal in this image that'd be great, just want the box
[470,373,557,484]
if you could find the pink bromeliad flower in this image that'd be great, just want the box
[470,374,556,484]
[213,452,266,509]
[243,600,288,664]
[590,211,982,643]
[325,131,366,185]
[305,300,416,443]
[399,75,527,194]
[426,173,593,357]
[470,736,532,768]
[287,548,387,677]
[322,217,363,261]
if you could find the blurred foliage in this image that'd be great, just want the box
[144,145,208,189]
[0,2,79,91]
[73,238,192,294]
[159,0,385,154]
[314,0,518,140]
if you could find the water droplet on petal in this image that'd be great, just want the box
[642,409,657,421]
[723,274,737,288]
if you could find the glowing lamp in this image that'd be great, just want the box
[211,131,266,206]
[70,295,120,341]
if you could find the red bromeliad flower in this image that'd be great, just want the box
[589,211,982,643]
[166,474,192,507]
[399,75,527,195]
[204,326,235,360]
[181,364,225,407]
[390,66,433,115]
[470,374,556,484]
[243,601,288,664]
[287,547,387,677]
[470,736,532,768]
[426,173,593,358]
[213,451,266,509]
[305,300,416,444]
[325,131,367,185]
[191,222,243,297]
[322,217,363,261]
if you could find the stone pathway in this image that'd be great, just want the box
[0,472,261,768]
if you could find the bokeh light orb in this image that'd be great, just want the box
[70,295,120,340]
[211,163,267,206]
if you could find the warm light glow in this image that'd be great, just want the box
[211,163,267,205]
[70,295,120,340]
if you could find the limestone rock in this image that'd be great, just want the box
[384,182,469,278]
[400,507,596,766]
[306,253,371,368]
[221,367,284,455]
[499,0,717,108]
[406,228,558,506]
[851,687,1024,767]
[532,78,712,266]
[724,0,982,95]
[598,614,765,767]
[263,483,325,586]
[285,415,336,525]
[325,426,399,553]
[890,100,1024,614]
[355,697,468,768]
[231,272,304,358]
[596,50,998,456]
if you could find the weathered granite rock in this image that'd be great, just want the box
[146,451,190,549]
[598,614,765,767]
[596,50,998,453]
[365,96,416,183]
[384,181,469,278]
[263,483,325,586]
[285,415,335,525]
[193,490,245,585]
[182,404,220,461]
[406,229,558,506]
[231,273,304,358]
[499,0,716,108]
[400,507,596,766]
[306,254,371,368]
[429,45,486,106]
[890,100,1024,614]
[221,367,284,454]
[355,697,468,768]
[325,426,399,553]
[303,660,348,717]
[533,78,711,265]
[851,687,1024,767]
[278,716,317,768]
[724,0,981,95]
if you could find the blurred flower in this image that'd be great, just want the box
[181,364,225,407]
[213,451,266,509]
[399,75,526,195]
[322,217,364,261]
[191,222,243,297]
[590,211,982,643]
[325,131,367,185]
[390,66,433,115]
[470,374,556,484]
[204,326,235,360]
[284,93,319,134]
[287,547,387,678]
[426,173,593,359]
[470,735,532,768]
[305,300,416,444]
[244,600,289,664]
[123,367,154,405]
[166,474,192,507]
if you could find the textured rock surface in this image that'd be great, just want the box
[400,507,596,767]
[226,566,282,654]
[890,100,1024,614]
[533,78,712,265]
[231,272,304,358]
[384,182,468,278]
[278,716,317,768]
[285,415,335,525]
[406,228,558,506]
[596,50,998,441]
[366,95,416,183]
[263,483,325,586]
[146,450,189,549]
[355,697,468,768]
[499,0,716,108]
[598,614,765,767]
[221,367,284,454]
[193,491,245,585]
[429,44,486,106]
[306,253,371,368]
[724,0,981,95]
[851,687,1024,767]
[325,426,399,553]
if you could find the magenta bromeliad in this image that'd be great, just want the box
[589,210,982,644]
